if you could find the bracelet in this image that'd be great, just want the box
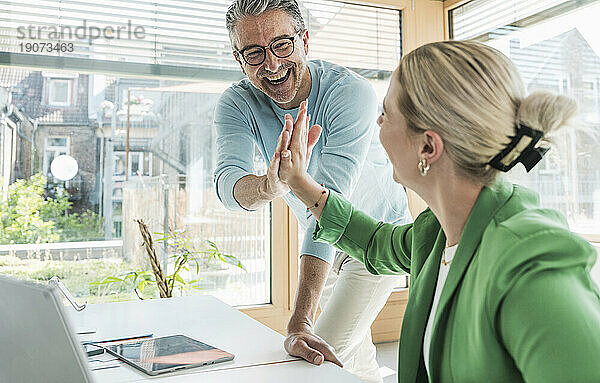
[307,184,327,211]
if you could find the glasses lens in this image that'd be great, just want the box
[243,48,265,65]
[271,38,294,58]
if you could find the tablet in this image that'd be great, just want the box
[104,334,234,376]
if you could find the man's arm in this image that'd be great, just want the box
[281,80,380,365]
[214,91,295,211]
[232,105,320,210]
[284,255,343,367]
[233,172,287,210]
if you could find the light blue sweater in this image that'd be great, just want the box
[213,60,411,264]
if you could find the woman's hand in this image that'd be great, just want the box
[263,115,295,199]
[278,100,322,189]
[269,100,329,220]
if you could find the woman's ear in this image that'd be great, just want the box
[420,130,444,165]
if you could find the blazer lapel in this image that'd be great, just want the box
[427,180,514,381]
[397,213,446,383]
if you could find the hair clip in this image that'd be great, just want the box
[488,123,549,172]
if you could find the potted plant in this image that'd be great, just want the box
[93,219,245,299]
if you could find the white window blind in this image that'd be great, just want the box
[303,0,401,72]
[0,0,401,79]
[450,0,571,40]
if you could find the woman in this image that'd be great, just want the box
[272,41,600,382]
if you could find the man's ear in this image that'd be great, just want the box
[233,52,246,75]
[420,130,444,165]
[302,30,309,55]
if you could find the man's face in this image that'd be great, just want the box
[233,10,309,107]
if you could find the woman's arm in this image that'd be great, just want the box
[275,116,413,274]
[312,190,412,275]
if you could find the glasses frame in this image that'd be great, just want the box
[235,30,304,67]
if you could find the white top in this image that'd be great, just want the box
[423,244,458,379]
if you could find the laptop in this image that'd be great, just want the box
[0,275,236,382]
[0,275,93,382]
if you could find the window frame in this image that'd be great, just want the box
[0,0,437,338]
[47,78,73,107]
[445,0,600,243]
[43,136,70,178]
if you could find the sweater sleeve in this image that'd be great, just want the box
[313,191,412,275]
[496,230,600,383]
[213,88,256,212]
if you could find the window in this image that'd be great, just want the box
[47,79,72,107]
[296,0,407,288]
[0,0,402,314]
[449,0,600,283]
[43,136,69,178]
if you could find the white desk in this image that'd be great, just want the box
[151,360,364,383]
[67,295,362,382]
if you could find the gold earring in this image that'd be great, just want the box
[418,159,430,176]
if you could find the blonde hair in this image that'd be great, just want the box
[396,40,577,185]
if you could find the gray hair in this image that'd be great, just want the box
[226,0,306,48]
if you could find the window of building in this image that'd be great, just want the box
[47,79,72,107]
[450,0,600,235]
[0,0,402,310]
[43,136,70,178]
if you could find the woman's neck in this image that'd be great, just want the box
[420,174,483,247]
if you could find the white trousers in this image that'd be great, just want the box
[314,251,404,383]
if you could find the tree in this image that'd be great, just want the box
[0,174,103,244]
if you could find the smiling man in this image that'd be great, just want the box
[213,1,412,382]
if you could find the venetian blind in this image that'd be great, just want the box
[0,0,401,79]
[450,0,572,40]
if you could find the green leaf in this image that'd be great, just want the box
[138,278,147,292]
[219,254,246,271]
[101,276,125,284]
[174,274,185,285]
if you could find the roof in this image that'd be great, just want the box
[0,68,91,125]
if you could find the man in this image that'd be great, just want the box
[214,1,411,382]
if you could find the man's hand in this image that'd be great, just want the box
[285,323,343,367]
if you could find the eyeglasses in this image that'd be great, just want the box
[235,31,303,66]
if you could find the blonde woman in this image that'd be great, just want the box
[273,41,600,382]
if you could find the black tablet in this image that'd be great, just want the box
[104,334,234,376]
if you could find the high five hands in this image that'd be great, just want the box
[268,101,343,368]
[267,100,322,191]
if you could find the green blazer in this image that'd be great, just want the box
[313,179,600,382]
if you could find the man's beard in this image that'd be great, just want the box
[255,61,306,105]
